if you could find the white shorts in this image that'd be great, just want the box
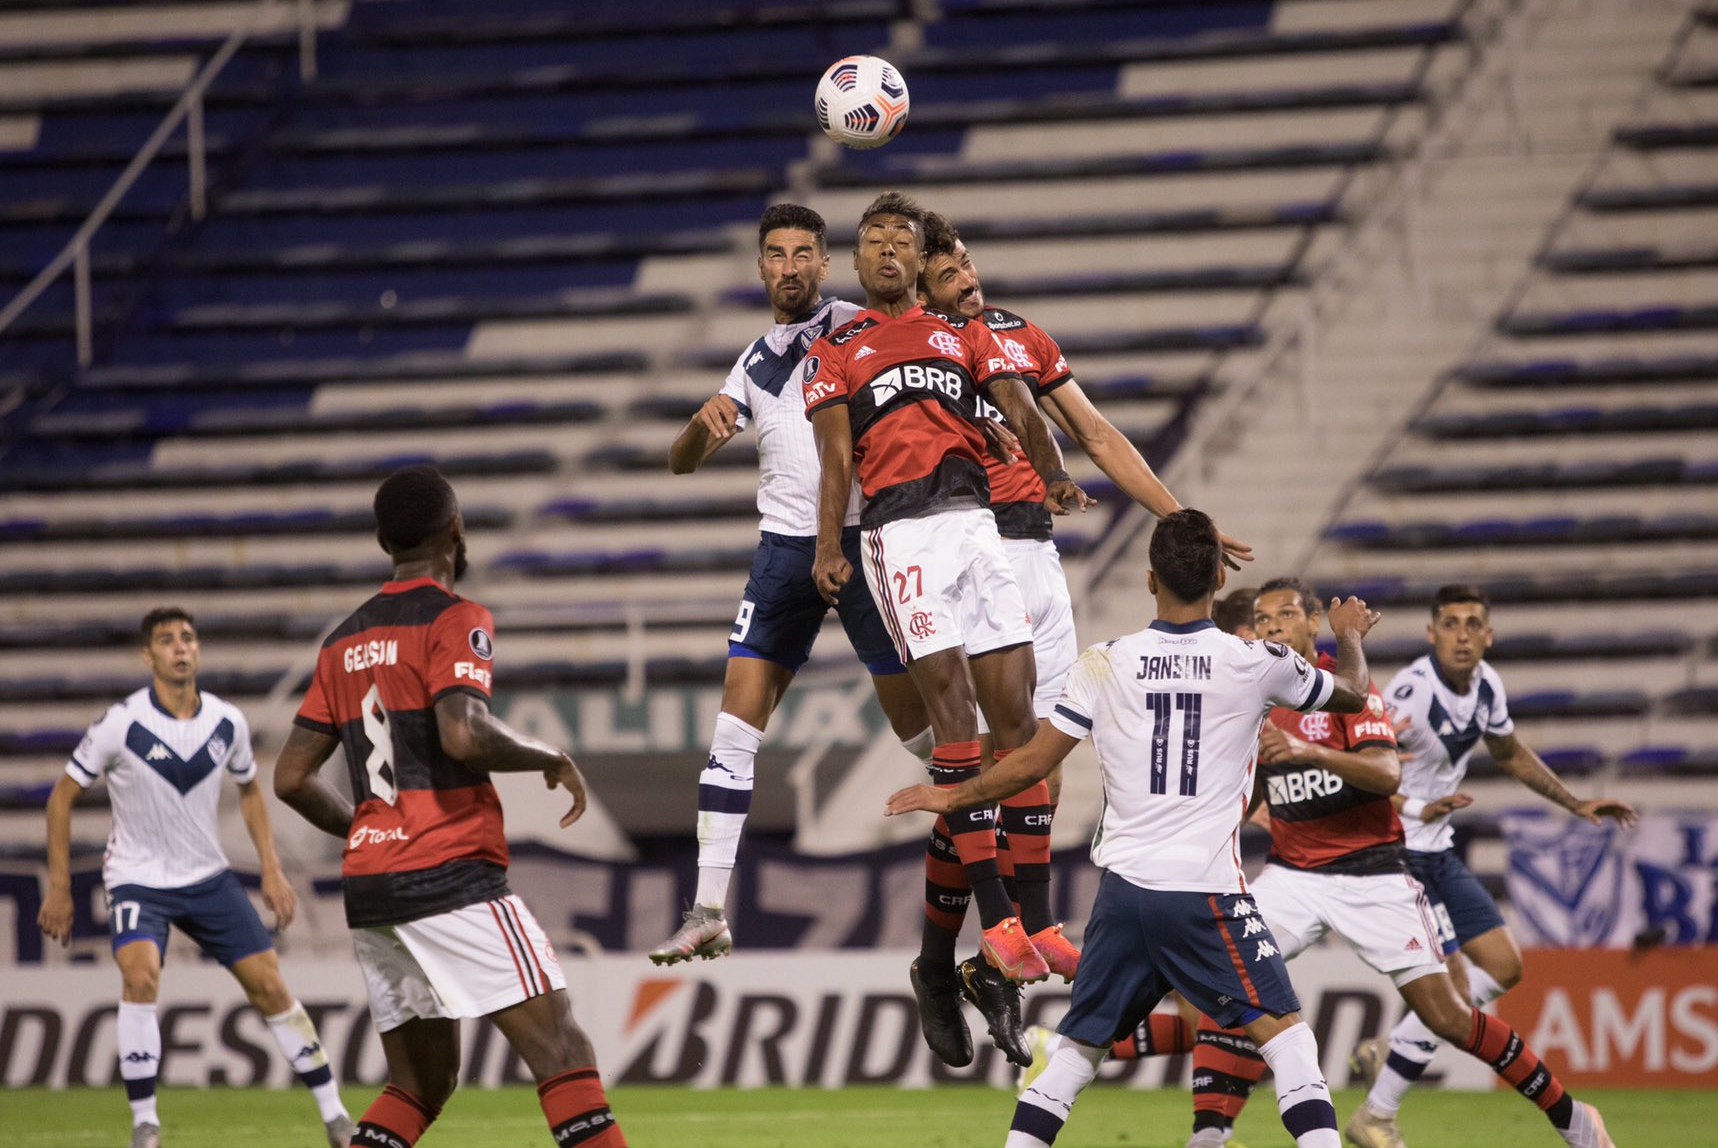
[351,894,566,1032]
[1251,864,1446,988]
[979,536,1077,735]
[859,506,1033,663]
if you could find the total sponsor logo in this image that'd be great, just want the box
[348,824,412,850]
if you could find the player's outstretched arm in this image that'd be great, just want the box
[237,778,296,929]
[1323,595,1382,713]
[982,375,1090,514]
[1041,382,1252,568]
[435,692,587,826]
[37,775,83,946]
[668,394,742,474]
[887,721,1080,816]
[809,404,854,604]
[1483,731,1639,827]
[273,725,353,839]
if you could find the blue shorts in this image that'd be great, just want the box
[107,869,274,967]
[1407,848,1506,954]
[1058,872,1302,1045]
[728,527,905,675]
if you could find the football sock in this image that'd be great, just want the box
[354,1083,439,1148]
[1007,1034,1105,1147]
[1461,1008,1574,1129]
[265,1000,347,1121]
[1109,1013,1195,1060]
[116,1000,160,1128]
[1368,1010,1441,1114]
[901,726,935,765]
[1256,1023,1340,1148]
[537,1067,626,1146]
[929,740,1013,926]
[921,817,969,966]
[1191,1015,1265,1133]
[692,712,763,909]
[998,761,1053,933]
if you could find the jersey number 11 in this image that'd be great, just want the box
[1145,691,1202,796]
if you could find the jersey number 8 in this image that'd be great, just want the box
[361,684,398,805]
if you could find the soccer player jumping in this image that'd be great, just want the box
[803,191,1088,1049]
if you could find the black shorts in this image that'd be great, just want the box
[728,528,904,675]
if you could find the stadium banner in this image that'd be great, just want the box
[1498,947,1718,1088]
[1,949,1494,1091]
[1502,809,1718,948]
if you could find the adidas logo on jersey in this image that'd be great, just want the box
[1405,937,1423,952]
[146,743,171,762]
[854,345,876,359]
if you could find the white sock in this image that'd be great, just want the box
[117,1001,161,1127]
[693,712,763,908]
[1257,1024,1340,1148]
[901,726,935,765]
[265,1001,346,1121]
[1006,1035,1104,1146]
[1466,965,1508,1006]
[1368,1009,1441,1114]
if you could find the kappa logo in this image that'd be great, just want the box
[747,350,765,368]
[927,330,963,358]
[146,743,171,762]
[469,628,493,660]
[853,345,876,360]
[1242,916,1267,937]
[1254,940,1279,961]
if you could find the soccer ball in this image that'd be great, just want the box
[814,55,909,149]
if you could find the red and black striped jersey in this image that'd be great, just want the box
[1262,653,1404,876]
[803,304,1017,528]
[295,576,509,927]
[974,305,1074,541]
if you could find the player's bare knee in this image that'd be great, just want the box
[121,969,160,1001]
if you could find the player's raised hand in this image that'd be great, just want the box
[546,754,588,827]
[885,783,951,817]
[695,394,742,441]
[1216,528,1254,571]
[976,417,1020,466]
[1423,792,1474,821]
[37,885,73,947]
[1575,796,1638,828]
[1044,477,1093,515]
[1327,595,1382,639]
[813,547,851,605]
[261,868,297,929]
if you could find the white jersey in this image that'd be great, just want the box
[1386,654,1515,854]
[1048,619,1336,893]
[719,296,863,536]
[66,687,257,890]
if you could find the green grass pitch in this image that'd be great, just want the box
[6,1085,1696,1146]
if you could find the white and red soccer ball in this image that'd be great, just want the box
[814,55,909,149]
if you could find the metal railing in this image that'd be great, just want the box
[0,0,323,367]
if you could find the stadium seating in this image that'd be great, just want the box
[1308,1,1718,791]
